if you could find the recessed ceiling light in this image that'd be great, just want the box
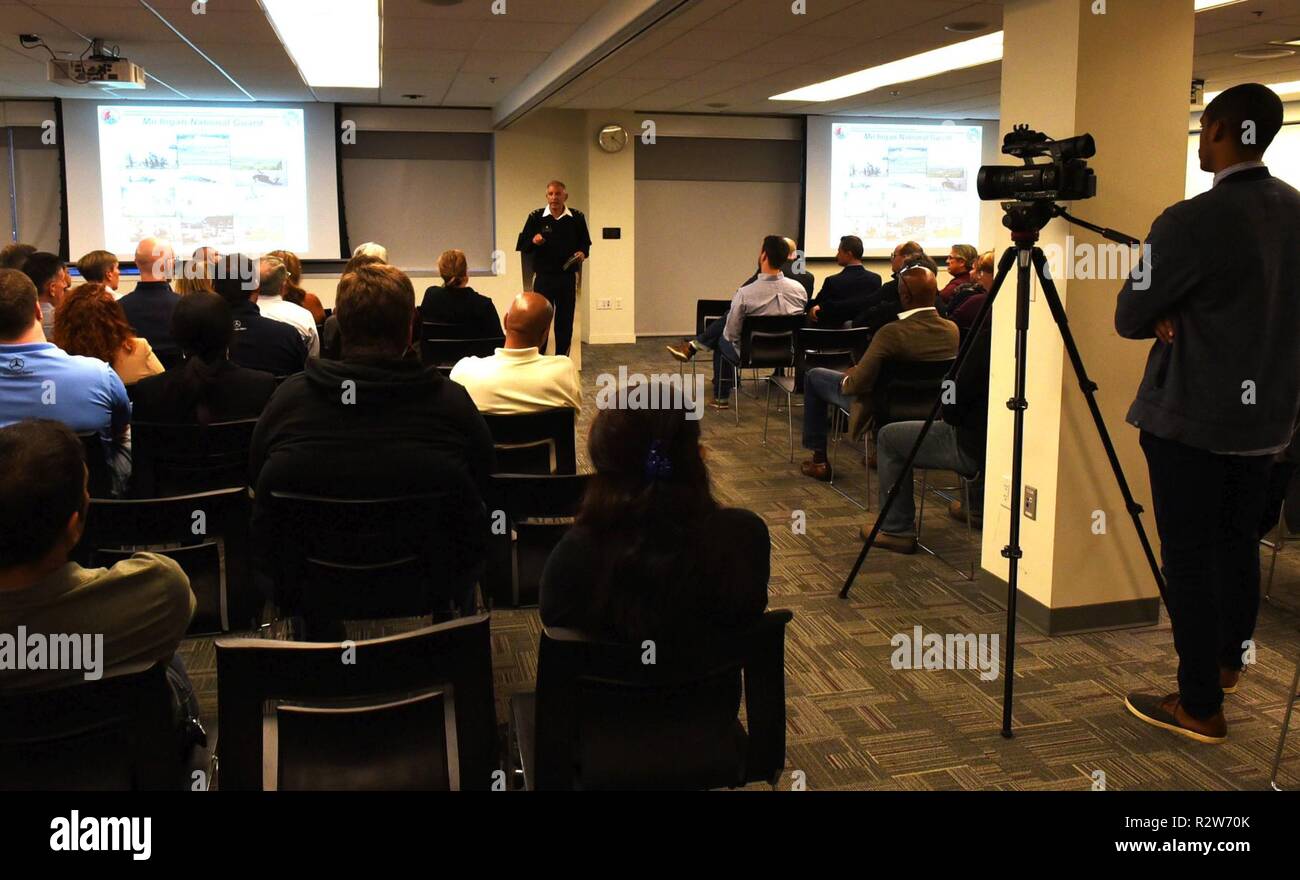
[1233,47,1296,61]
[402,94,424,100]
[944,21,989,34]
[261,0,380,88]
[1272,38,1300,47]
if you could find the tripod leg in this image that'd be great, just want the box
[840,245,1018,598]
[1028,248,1168,604]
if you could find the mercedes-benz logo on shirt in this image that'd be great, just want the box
[4,356,26,374]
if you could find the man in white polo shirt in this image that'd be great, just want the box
[256,254,319,357]
[449,292,581,414]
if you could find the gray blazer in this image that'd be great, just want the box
[1115,166,1300,452]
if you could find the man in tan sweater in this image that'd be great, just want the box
[799,266,959,547]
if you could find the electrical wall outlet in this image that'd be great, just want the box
[615,298,623,310]
[1024,486,1038,520]
[597,299,611,310]
[1001,475,1012,510]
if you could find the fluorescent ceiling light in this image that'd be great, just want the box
[770,31,1003,102]
[1194,0,1248,10]
[261,0,380,88]
[1203,79,1300,103]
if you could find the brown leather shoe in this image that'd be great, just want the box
[861,525,917,554]
[800,458,833,482]
[707,397,730,411]
[1125,692,1227,744]
[1221,667,1242,694]
[666,341,695,362]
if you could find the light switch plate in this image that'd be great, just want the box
[1024,486,1038,520]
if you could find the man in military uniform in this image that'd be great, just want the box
[516,180,591,357]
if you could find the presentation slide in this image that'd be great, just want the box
[62,101,342,261]
[805,118,989,258]
[1186,122,1300,198]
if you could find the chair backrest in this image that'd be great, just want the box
[77,431,113,498]
[420,334,504,372]
[798,326,872,369]
[872,358,955,429]
[420,320,481,341]
[481,408,578,476]
[72,488,257,636]
[130,419,258,497]
[695,298,733,337]
[737,314,805,367]
[262,490,486,623]
[532,609,793,790]
[483,473,591,607]
[215,615,497,791]
[0,663,185,791]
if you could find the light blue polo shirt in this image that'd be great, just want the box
[0,342,131,441]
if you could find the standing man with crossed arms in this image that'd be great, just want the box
[516,180,591,358]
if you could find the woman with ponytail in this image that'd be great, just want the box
[540,381,770,642]
[130,290,277,424]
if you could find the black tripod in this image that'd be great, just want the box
[839,199,1167,738]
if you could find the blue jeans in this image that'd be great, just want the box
[694,312,726,350]
[801,367,854,453]
[713,337,741,400]
[877,420,982,535]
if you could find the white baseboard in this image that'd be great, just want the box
[584,333,638,345]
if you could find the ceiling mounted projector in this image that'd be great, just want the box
[48,50,146,89]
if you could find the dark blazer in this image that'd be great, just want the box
[118,281,181,368]
[1115,166,1300,452]
[131,359,277,423]
[809,264,882,327]
[419,285,503,338]
[516,208,592,276]
[853,276,903,330]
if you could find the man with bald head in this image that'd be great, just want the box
[798,266,959,513]
[118,237,181,368]
[450,291,581,414]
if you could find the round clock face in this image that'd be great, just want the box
[598,123,629,153]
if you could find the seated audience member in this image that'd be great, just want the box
[175,258,216,296]
[249,263,494,611]
[255,255,320,357]
[807,235,882,327]
[741,236,814,297]
[0,420,196,707]
[0,242,36,271]
[799,266,960,483]
[450,292,580,413]
[666,235,807,407]
[949,250,995,334]
[0,269,131,487]
[22,251,68,340]
[871,319,990,553]
[939,244,979,312]
[352,241,388,262]
[118,238,182,368]
[420,248,503,338]
[852,241,935,331]
[211,253,308,377]
[320,253,385,360]
[268,249,325,325]
[540,387,769,641]
[131,291,277,424]
[76,250,121,292]
[54,283,164,385]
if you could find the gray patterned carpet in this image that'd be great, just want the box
[179,338,1300,790]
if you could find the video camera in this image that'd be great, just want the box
[976,125,1097,202]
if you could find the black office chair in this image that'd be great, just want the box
[681,298,733,380]
[77,431,114,498]
[798,326,871,372]
[829,358,954,511]
[215,615,497,791]
[0,662,187,791]
[73,488,259,637]
[482,408,578,475]
[483,473,590,607]
[130,419,258,497]
[420,330,504,374]
[510,609,794,791]
[421,320,486,341]
[720,313,806,425]
[260,489,486,631]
